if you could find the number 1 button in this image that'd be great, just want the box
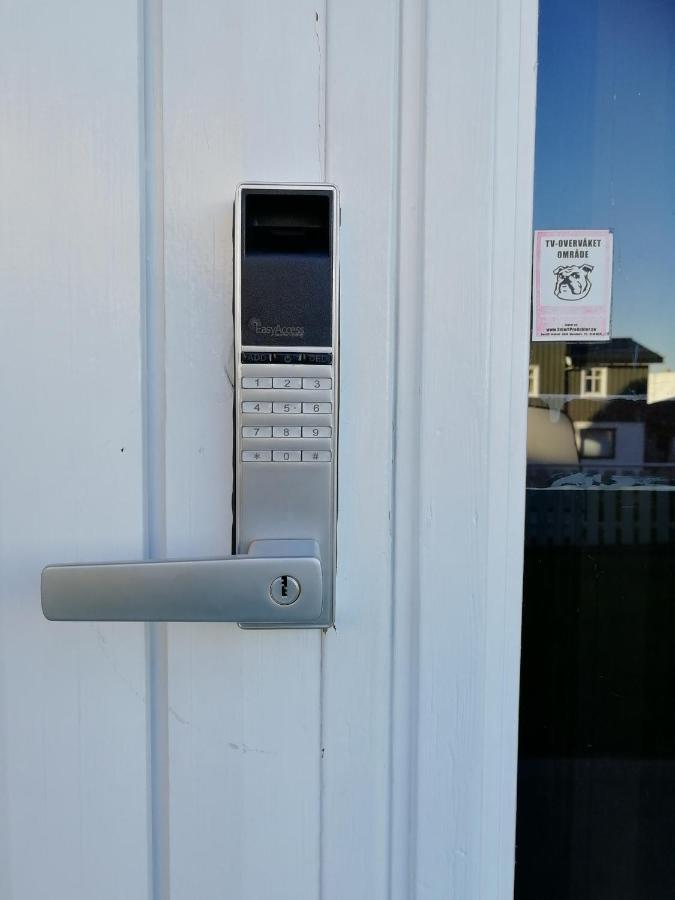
[242,377,272,388]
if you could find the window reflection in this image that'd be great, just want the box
[515,0,675,897]
[528,337,675,489]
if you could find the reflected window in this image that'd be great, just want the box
[528,364,540,398]
[580,366,607,397]
[578,426,615,460]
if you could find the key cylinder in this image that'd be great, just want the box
[270,575,301,605]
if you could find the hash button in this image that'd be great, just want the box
[301,450,332,462]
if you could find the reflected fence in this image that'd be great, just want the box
[526,466,675,546]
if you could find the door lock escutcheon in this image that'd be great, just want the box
[41,183,339,627]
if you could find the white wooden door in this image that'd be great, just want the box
[0,1,537,898]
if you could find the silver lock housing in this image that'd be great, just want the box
[234,183,340,628]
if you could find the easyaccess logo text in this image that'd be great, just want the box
[248,318,305,338]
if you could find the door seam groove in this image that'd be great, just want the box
[138,0,170,897]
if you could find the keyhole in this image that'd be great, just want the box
[270,575,301,605]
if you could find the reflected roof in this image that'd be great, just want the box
[567,338,663,366]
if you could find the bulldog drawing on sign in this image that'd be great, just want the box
[553,263,594,300]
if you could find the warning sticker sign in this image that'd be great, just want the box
[532,229,613,342]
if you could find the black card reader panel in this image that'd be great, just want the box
[240,188,334,347]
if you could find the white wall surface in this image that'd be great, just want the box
[0,1,537,898]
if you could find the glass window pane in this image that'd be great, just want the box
[516,2,675,898]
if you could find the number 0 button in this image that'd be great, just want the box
[273,450,301,462]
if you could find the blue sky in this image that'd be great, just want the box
[534,0,675,369]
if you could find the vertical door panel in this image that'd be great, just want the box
[320,3,398,898]
[161,0,538,897]
[0,3,149,899]
[407,0,537,897]
[414,1,499,891]
[162,2,324,897]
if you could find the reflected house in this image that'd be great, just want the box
[646,398,675,463]
[526,338,675,547]
[529,337,664,469]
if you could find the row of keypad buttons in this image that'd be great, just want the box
[242,401,332,414]
[241,351,332,365]
[242,377,332,390]
[242,450,332,462]
[242,426,332,438]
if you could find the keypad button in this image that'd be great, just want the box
[242,426,272,437]
[302,402,332,414]
[273,450,302,462]
[242,376,272,388]
[273,426,301,438]
[303,352,332,365]
[241,351,272,364]
[242,450,272,462]
[242,401,273,413]
[302,450,332,462]
[241,351,333,365]
[273,377,302,389]
[302,426,332,438]
[302,377,332,390]
[273,402,302,414]
[270,352,304,365]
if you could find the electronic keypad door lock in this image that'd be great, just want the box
[42,183,339,627]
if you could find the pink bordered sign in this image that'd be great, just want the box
[532,229,613,342]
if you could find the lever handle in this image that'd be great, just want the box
[41,540,322,624]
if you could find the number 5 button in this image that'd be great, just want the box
[273,402,302,414]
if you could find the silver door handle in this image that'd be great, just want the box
[41,539,322,624]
